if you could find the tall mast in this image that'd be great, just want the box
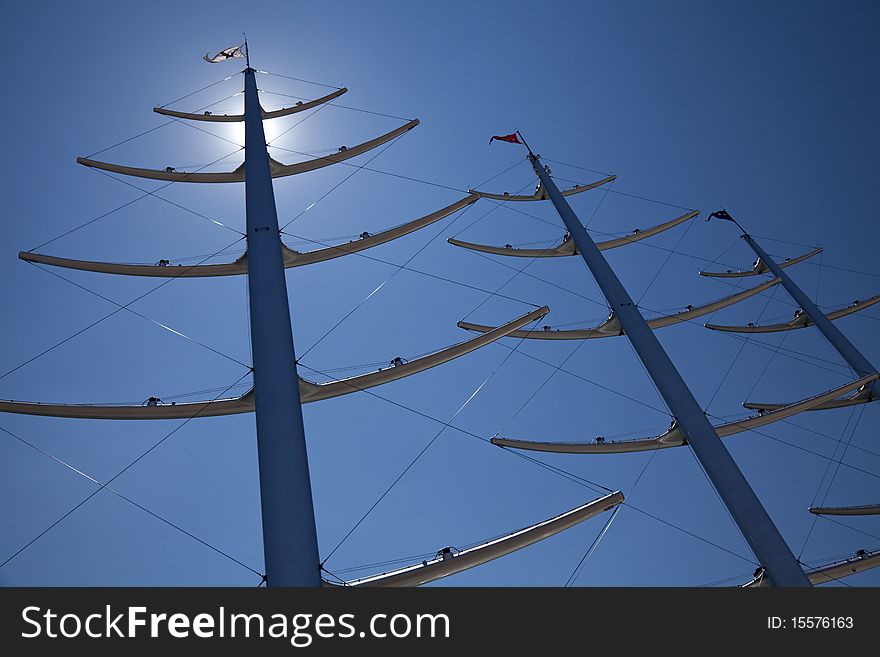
[716,213,878,385]
[243,67,321,587]
[525,147,810,586]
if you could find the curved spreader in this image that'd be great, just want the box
[705,293,880,334]
[153,88,348,122]
[744,548,880,586]
[0,306,548,420]
[19,194,479,278]
[809,504,880,516]
[470,174,616,202]
[75,119,419,183]
[744,380,877,413]
[700,247,822,278]
[490,374,876,454]
[448,210,698,258]
[458,277,779,340]
[325,491,623,587]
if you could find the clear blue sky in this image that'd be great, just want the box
[2,0,879,586]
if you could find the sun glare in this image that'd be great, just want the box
[227,122,246,146]
[215,104,288,150]
[262,117,284,145]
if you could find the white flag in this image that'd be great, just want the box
[204,44,246,63]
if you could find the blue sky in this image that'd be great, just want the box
[1,0,879,586]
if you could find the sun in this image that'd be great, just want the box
[215,103,286,150]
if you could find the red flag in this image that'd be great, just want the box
[489,133,522,145]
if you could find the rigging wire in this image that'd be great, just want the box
[431,157,879,577]
[318,313,547,566]
[318,566,347,585]
[277,133,412,233]
[486,181,623,435]
[87,71,243,158]
[546,174,695,212]
[463,248,611,311]
[270,148,470,195]
[90,168,243,236]
[635,296,859,378]
[451,238,859,381]
[279,231,542,308]
[296,361,614,497]
[450,178,614,319]
[796,562,854,588]
[483,196,771,277]
[699,236,745,283]
[621,502,758,566]
[614,225,710,416]
[174,117,245,149]
[27,148,246,253]
[583,175,615,230]
[28,262,251,371]
[227,145,880,302]
[470,158,528,190]
[0,422,262,578]
[256,69,344,90]
[265,101,332,147]
[702,409,880,483]
[749,232,823,251]
[459,209,573,323]
[448,182,536,240]
[310,172,617,564]
[798,258,880,281]
[300,356,760,571]
[491,340,587,438]
[814,515,880,544]
[702,285,779,413]
[157,72,242,108]
[798,403,867,559]
[258,89,413,122]
[504,237,564,248]
[495,192,690,576]
[86,91,245,159]
[330,552,436,576]
[619,337,671,425]
[448,169,621,240]
[120,382,253,404]
[564,506,620,587]
[634,197,698,306]
[489,339,669,416]
[698,571,756,587]
[293,203,479,363]
[0,236,246,384]
[682,441,760,566]
[0,371,253,572]
[457,174,878,572]
[541,157,613,177]
[501,451,614,495]
[709,333,853,378]
[741,322,794,420]
[770,416,880,460]
[297,351,765,569]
